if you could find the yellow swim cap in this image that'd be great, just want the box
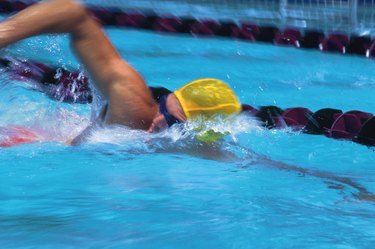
[174,78,241,119]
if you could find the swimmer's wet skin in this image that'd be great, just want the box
[0,0,241,143]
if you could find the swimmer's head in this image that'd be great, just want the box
[149,78,241,132]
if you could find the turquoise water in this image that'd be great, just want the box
[0,24,375,248]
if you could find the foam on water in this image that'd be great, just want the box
[85,114,260,155]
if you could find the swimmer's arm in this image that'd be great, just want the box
[0,0,157,130]
[216,143,375,202]
[67,103,111,145]
[259,155,375,202]
[67,123,97,145]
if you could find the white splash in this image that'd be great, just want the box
[81,113,261,152]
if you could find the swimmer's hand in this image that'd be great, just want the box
[355,192,375,202]
[148,113,168,133]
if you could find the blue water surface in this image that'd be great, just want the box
[0,24,374,249]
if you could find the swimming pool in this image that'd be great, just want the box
[0,14,375,249]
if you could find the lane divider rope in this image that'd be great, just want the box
[0,56,373,147]
[1,1,375,58]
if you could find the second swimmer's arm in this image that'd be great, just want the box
[0,0,157,130]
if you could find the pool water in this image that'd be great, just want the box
[0,24,375,248]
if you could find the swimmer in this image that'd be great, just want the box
[0,0,241,142]
[1,1,375,203]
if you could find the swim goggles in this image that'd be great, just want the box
[159,94,181,127]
